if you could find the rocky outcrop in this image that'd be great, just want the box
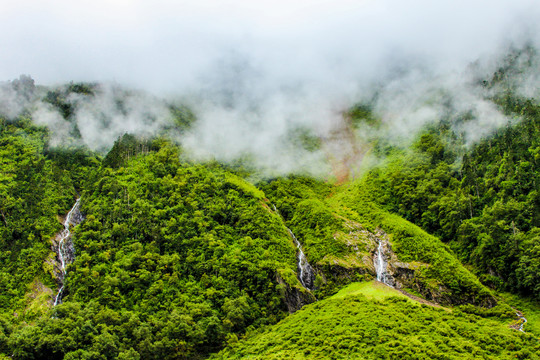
[370,231,496,308]
[317,220,496,307]
[51,208,84,283]
[368,232,409,289]
[276,273,316,313]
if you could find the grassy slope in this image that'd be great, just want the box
[330,183,495,305]
[500,292,540,336]
[265,176,495,305]
[213,282,539,360]
[333,281,412,301]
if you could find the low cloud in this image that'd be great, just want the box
[1,0,539,176]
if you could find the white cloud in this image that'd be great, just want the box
[1,0,539,176]
[1,0,537,91]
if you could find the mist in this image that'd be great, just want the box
[1,0,540,176]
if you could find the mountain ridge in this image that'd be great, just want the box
[0,53,539,357]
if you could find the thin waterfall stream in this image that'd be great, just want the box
[53,198,82,306]
[272,204,315,290]
[288,229,315,290]
[516,311,528,332]
[375,240,392,287]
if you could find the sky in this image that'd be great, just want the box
[1,0,538,93]
[1,0,539,175]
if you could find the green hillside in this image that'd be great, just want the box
[0,120,504,359]
[262,177,495,306]
[0,51,539,359]
[213,281,539,360]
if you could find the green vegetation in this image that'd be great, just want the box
[500,292,540,336]
[214,282,538,360]
[1,56,539,359]
[0,125,308,358]
[0,117,82,311]
[261,175,495,305]
[332,281,411,301]
[357,95,540,297]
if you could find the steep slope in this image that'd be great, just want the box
[1,64,538,359]
[262,177,496,306]
[0,117,91,314]
[358,95,540,298]
[1,131,499,359]
[1,138,315,359]
[213,282,539,360]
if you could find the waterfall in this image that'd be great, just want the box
[271,203,315,290]
[53,198,82,306]
[516,312,527,332]
[375,240,391,286]
[288,229,316,290]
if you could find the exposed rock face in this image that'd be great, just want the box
[316,262,368,283]
[314,220,379,286]
[370,232,496,307]
[51,198,85,305]
[287,229,316,290]
[317,221,496,307]
[369,231,399,288]
[372,232,497,307]
[276,274,316,313]
[51,205,84,284]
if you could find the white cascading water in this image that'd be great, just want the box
[271,204,315,290]
[376,240,389,285]
[53,198,82,306]
[288,229,315,290]
[516,312,528,332]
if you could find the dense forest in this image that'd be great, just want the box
[0,48,539,359]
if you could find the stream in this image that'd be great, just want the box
[516,311,528,332]
[375,240,392,287]
[53,198,82,306]
[272,204,315,290]
[287,229,316,290]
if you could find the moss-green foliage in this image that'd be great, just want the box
[2,65,539,359]
[44,145,101,190]
[102,133,159,168]
[261,175,493,305]
[349,49,540,298]
[8,301,212,359]
[6,139,302,358]
[333,281,412,301]
[500,292,540,336]
[259,176,333,222]
[0,117,80,311]
[290,198,345,263]
[260,177,370,294]
[214,282,539,360]
[260,177,349,263]
[333,187,494,305]
[0,125,307,358]
[358,95,540,297]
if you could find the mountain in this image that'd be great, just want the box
[213,282,538,360]
[0,48,539,359]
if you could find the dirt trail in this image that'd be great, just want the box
[397,288,446,309]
